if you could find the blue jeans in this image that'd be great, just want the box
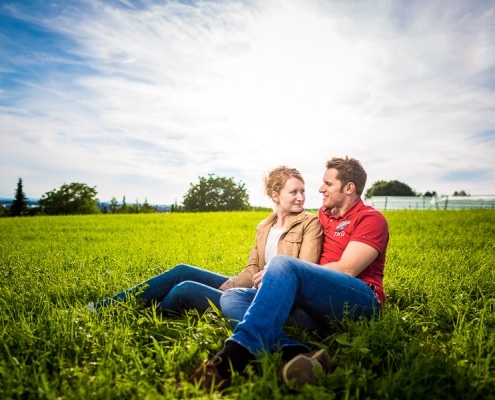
[220,255,379,356]
[96,264,229,314]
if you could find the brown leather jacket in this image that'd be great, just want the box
[219,211,323,290]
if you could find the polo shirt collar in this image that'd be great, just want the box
[323,198,364,220]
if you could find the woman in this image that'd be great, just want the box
[91,166,322,316]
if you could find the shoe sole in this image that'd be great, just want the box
[280,349,331,390]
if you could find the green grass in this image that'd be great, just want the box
[1,210,494,399]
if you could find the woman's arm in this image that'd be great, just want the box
[297,217,323,264]
[218,245,260,290]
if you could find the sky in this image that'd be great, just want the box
[1,0,494,209]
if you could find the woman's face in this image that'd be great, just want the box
[272,177,305,214]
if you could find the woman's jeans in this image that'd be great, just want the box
[96,264,229,314]
[220,255,380,355]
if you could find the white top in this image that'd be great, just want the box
[264,227,285,266]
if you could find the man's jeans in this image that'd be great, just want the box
[96,264,229,314]
[220,255,380,355]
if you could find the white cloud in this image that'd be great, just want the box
[0,0,494,206]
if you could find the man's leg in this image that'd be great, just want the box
[220,288,319,355]
[96,264,229,308]
[228,254,379,355]
[188,255,378,389]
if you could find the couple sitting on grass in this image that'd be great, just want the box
[92,156,389,391]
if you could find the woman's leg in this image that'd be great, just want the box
[220,287,257,328]
[96,264,229,308]
[157,281,224,315]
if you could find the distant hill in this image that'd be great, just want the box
[0,198,39,208]
[0,198,172,212]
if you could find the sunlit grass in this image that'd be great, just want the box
[1,210,494,399]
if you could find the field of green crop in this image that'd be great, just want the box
[1,210,494,399]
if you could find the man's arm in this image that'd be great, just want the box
[322,241,379,277]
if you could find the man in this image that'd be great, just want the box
[187,156,389,390]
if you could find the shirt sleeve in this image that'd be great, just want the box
[351,210,389,254]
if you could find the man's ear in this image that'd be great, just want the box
[346,182,355,194]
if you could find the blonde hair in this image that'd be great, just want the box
[264,166,304,197]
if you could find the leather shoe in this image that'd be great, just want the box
[187,356,231,391]
[279,349,331,390]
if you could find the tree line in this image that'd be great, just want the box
[2,175,251,217]
[364,180,470,198]
[2,176,469,217]
[1,179,163,217]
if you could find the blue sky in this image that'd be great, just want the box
[1,0,494,208]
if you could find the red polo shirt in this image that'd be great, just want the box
[318,198,389,304]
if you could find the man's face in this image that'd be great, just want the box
[319,168,345,209]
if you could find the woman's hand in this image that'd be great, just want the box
[252,270,265,289]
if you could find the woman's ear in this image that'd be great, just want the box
[271,190,279,203]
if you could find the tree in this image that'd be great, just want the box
[365,180,416,198]
[183,174,250,212]
[141,198,155,213]
[453,190,469,196]
[171,199,184,212]
[109,197,119,214]
[10,178,28,216]
[39,182,101,215]
[118,195,129,214]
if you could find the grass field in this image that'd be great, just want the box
[1,210,494,399]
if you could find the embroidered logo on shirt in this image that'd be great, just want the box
[336,220,351,231]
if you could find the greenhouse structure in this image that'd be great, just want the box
[366,196,495,210]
